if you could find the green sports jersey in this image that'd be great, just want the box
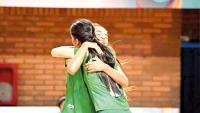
[74,48,130,111]
[61,49,96,113]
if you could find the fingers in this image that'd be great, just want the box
[86,66,95,73]
[85,63,93,70]
[87,70,95,73]
[85,57,102,72]
[86,66,93,71]
[85,63,98,72]
[85,62,92,67]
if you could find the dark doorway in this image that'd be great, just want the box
[181,9,200,113]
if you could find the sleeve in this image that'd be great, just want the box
[73,47,88,64]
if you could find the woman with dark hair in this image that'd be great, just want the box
[65,19,131,113]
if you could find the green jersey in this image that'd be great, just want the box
[76,48,130,111]
[61,49,96,113]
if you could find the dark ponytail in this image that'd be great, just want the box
[70,19,122,97]
[70,19,115,68]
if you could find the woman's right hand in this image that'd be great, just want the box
[83,42,103,54]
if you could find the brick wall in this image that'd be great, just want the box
[0,7,181,107]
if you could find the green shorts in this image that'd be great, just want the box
[97,109,132,113]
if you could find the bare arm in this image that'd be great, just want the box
[51,46,74,58]
[66,44,88,75]
[85,57,128,88]
[66,42,103,75]
[103,63,128,88]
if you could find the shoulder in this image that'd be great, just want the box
[108,46,116,57]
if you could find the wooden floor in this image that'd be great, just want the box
[0,107,179,113]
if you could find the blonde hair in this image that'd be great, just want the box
[92,23,108,31]
[92,23,102,27]
[92,23,129,65]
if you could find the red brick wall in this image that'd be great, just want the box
[0,7,181,107]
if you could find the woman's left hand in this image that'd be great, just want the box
[85,57,107,72]
[82,42,103,54]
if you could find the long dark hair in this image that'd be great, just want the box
[70,19,122,97]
